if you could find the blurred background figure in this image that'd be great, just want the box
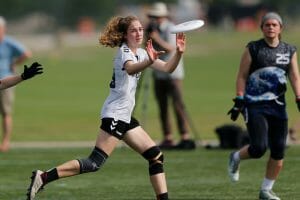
[146,2,196,150]
[0,16,32,152]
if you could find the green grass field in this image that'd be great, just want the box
[11,29,300,142]
[2,29,300,199]
[0,146,299,199]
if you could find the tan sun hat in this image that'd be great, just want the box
[148,2,169,17]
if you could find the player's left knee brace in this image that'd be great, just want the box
[77,147,108,174]
[142,146,164,176]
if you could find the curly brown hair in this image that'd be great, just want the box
[99,15,139,48]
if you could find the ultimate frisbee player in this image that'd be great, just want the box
[228,12,300,200]
[27,15,186,200]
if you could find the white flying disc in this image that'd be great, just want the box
[170,20,205,33]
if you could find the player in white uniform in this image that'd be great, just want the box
[101,43,148,123]
[27,15,186,200]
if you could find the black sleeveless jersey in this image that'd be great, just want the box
[244,39,297,103]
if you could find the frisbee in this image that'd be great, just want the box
[170,20,205,33]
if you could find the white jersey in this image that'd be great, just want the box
[101,43,148,123]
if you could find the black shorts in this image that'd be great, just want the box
[244,103,288,159]
[100,117,140,140]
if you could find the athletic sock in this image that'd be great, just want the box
[233,151,240,162]
[41,168,59,184]
[157,192,168,200]
[261,177,275,191]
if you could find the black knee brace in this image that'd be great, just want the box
[142,146,164,176]
[77,147,108,174]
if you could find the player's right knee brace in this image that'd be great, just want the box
[142,146,164,176]
[77,147,108,174]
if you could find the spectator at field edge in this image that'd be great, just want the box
[26,15,186,200]
[0,16,32,152]
[146,2,196,150]
[227,12,300,200]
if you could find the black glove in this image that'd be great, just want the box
[21,62,43,80]
[227,97,245,121]
[296,97,300,112]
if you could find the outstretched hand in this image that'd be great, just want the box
[21,62,43,80]
[176,33,186,53]
[146,39,165,62]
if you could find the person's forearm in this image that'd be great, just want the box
[0,75,23,90]
[289,53,300,97]
[163,50,182,73]
[236,77,246,97]
[125,59,153,75]
[14,51,32,66]
[150,32,174,52]
[290,76,300,97]
[11,52,31,73]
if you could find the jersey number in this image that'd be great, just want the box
[276,53,290,65]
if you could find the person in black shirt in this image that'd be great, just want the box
[227,12,300,200]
